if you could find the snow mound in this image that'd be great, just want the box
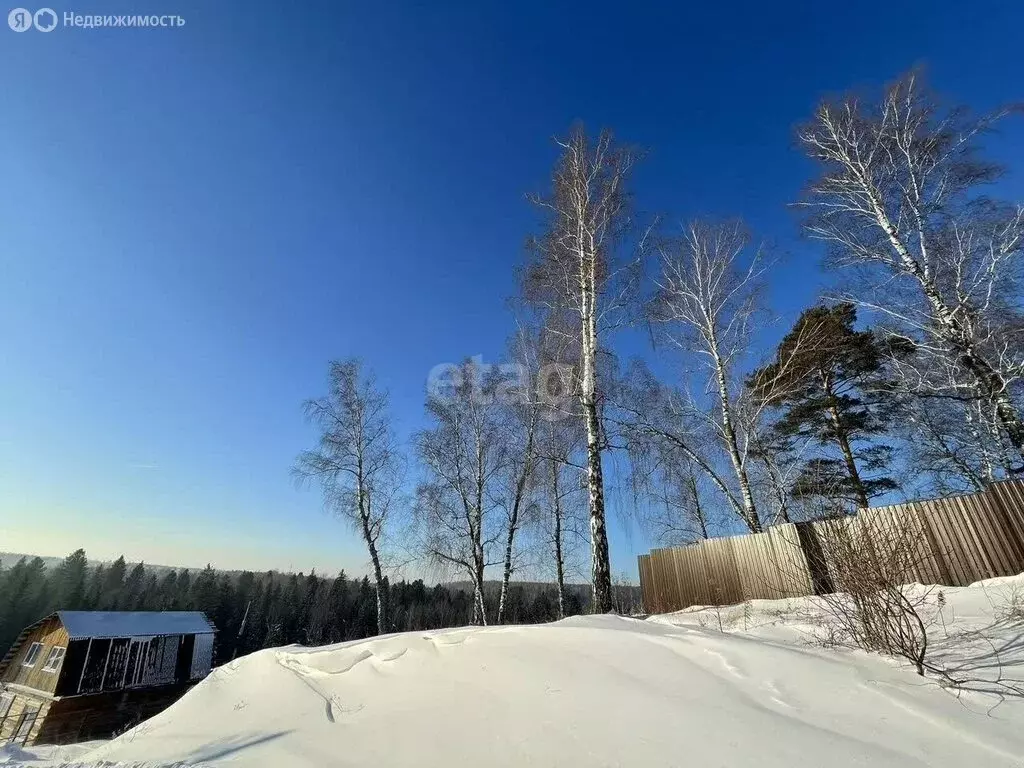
[63,592,1024,768]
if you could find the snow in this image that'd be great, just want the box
[0,742,103,766]
[12,576,1024,767]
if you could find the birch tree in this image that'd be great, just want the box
[524,125,640,612]
[532,406,588,619]
[494,336,543,625]
[798,73,1024,472]
[746,422,799,526]
[616,362,746,533]
[649,220,767,531]
[523,314,589,620]
[294,359,402,635]
[644,456,716,545]
[902,383,1013,494]
[415,359,505,625]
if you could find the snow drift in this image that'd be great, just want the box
[21,576,1024,767]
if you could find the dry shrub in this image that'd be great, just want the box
[809,510,934,675]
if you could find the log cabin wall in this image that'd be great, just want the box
[0,618,69,695]
[0,689,52,745]
[2,611,216,746]
[36,685,191,744]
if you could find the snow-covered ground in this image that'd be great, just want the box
[8,576,1024,767]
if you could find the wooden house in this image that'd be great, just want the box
[0,611,216,746]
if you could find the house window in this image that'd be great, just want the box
[14,704,39,744]
[22,642,43,667]
[0,692,14,720]
[42,646,66,672]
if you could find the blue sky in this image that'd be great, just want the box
[1,1,1022,577]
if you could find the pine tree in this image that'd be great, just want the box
[325,570,349,642]
[123,562,147,609]
[55,549,89,609]
[0,558,49,649]
[141,573,159,610]
[102,555,128,608]
[749,303,902,509]
[176,570,192,607]
[157,570,179,609]
[190,565,219,616]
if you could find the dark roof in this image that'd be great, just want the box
[57,611,216,640]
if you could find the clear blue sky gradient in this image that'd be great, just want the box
[2,1,1022,577]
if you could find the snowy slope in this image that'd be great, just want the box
[13,576,1024,767]
[650,573,1024,700]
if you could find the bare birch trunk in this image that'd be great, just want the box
[550,454,567,620]
[356,441,391,635]
[359,507,390,635]
[497,416,536,624]
[496,531,515,624]
[878,204,1024,459]
[295,360,400,639]
[582,284,613,612]
[800,79,1024,469]
[472,509,487,626]
[525,127,634,615]
[472,503,487,627]
[472,579,487,626]
[710,336,760,532]
[686,475,711,540]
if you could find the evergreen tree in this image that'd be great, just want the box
[141,573,159,611]
[750,303,902,508]
[0,557,50,650]
[176,570,192,607]
[157,570,179,609]
[55,549,89,609]
[299,572,321,644]
[0,549,588,663]
[325,570,349,642]
[123,562,147,609]
[102,555,127,607]
[190,565,219,616]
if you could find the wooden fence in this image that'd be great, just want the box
[637,478,1024,614]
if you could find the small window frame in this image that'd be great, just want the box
[14,704,39,744]
[22,642,43,668]
[0,692,14,719]
[42,646,66,673]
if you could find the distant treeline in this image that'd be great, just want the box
[0,550,606,662]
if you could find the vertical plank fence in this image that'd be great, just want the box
[638,478,1024,614]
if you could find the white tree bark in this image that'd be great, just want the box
[650,221,765,532]
[524,127,638,613]
[798,74,1024,471]
[415,359,505,627]
[295,360,401,635]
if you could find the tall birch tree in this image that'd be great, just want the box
[649,220,766,531]
[798,73,1024,472]
[494,335,543,625]
[524,126,640,612]
[415,359,505,625]
[294,359,402,635]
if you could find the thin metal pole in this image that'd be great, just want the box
[75,638,93,694]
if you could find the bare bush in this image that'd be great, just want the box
[809,511,934,675]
